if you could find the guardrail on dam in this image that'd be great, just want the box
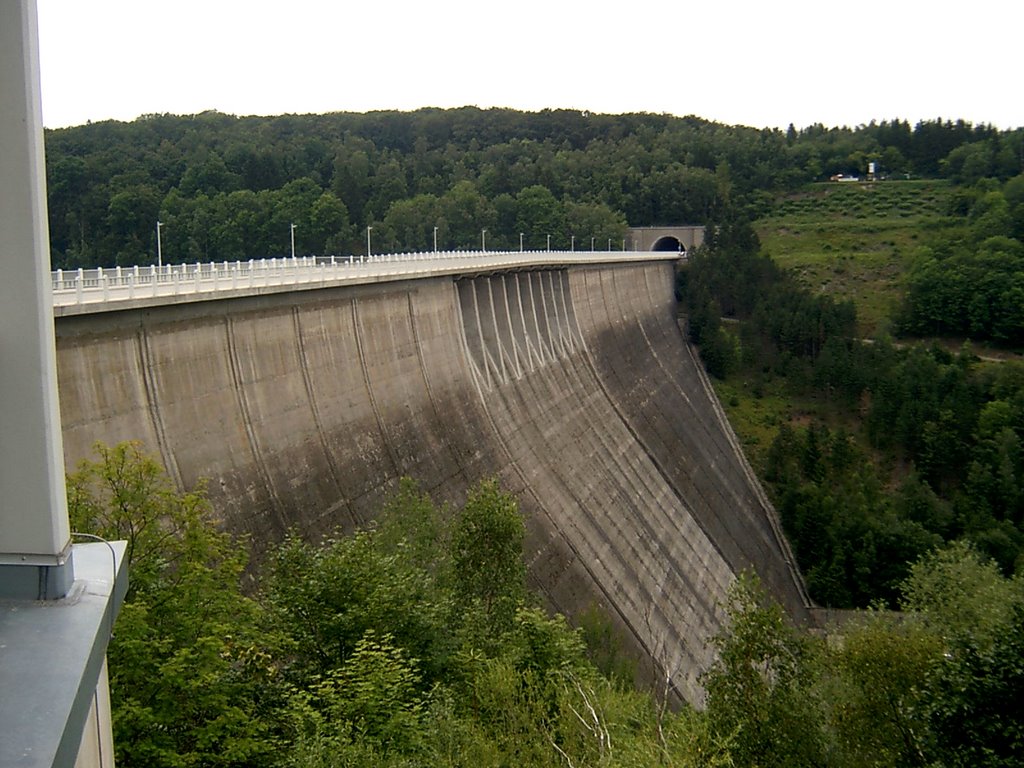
[53,252,811,705]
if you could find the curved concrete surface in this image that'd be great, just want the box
[55,261,810,705]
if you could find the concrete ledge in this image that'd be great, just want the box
[0,541,128,767]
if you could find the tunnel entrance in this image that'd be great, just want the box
[652,236,685,254]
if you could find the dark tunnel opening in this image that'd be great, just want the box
[651,236,685,253]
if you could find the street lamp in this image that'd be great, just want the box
[481,228,487,251]
[290,222,297,259]
[519,232,524,252]
[366,226,373,260]
[571,234,575,252]
[608,237,612,251]
[433,226,438,253]
[546,234,551,251]
[591,236,595,252]
[156,220,164,268]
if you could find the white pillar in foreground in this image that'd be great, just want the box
[0,0,75,599]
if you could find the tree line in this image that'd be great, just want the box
[44,108,1024,268]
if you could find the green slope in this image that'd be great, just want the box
[755,180,954,336]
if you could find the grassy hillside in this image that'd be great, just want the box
[755,180,954,336]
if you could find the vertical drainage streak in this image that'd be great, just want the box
[525,273,548,365]
[352,298,402,476]
[470,278,494,390]
[292,305,343,493]
[224,314,286,529]
[137,326,183,489]
[555,271,577,354]
[538,272,559,357]
[485,277,508,384]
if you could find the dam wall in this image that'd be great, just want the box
[54,260,810,704]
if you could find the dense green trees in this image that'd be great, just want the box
[703,574,825,767]
[743,331,1024,606]
[681,221,857,381]
[703,549,1024,768]
[685,196,1024,607]
[67,442,283,766]
[69,442,1024,766]
[898,175,1024,344]
[44,108,1024,268]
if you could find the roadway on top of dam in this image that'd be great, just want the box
[51,250,682,316]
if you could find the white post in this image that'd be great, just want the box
[290,223,296,260]
[433,225,438,253]
[156,220,163,267]
[366,226,373,258]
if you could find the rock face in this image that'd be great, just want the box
[55,260,810,705]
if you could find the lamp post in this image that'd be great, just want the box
[433,226,438,253]
[546,234,551,251]
[571,234,575,252]
[290,222,296,259]
[591,236,595,252]
[481,228,487,251]
[608,237,612,251]
[519,232,524,252]
[366,226,373,260]
[156,220,164,268]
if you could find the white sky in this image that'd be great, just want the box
[37,0,1024,132]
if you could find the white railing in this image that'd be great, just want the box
[52,250,681,310]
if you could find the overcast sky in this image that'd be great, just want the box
[36,0,1023,132]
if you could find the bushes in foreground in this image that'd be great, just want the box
[71,442,1024,767]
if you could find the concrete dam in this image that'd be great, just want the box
[54,256,812,704]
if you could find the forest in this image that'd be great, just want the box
[50,107,1024,764]
[44,109,1023,268]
